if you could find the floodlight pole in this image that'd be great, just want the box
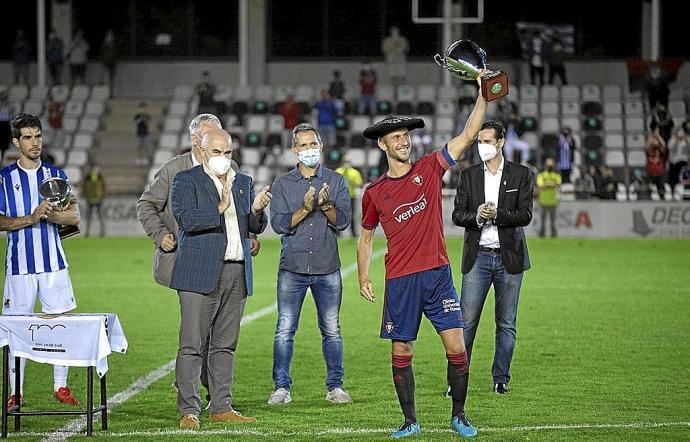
[37,0,47,87]
[239,0,248,86]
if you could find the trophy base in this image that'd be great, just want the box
[481,71,509,102]
[58,225,80,240]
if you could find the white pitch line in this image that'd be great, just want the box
[19,421,690,439]
[43,248,386,441]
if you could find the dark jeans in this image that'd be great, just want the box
[549,65,567,85]
[649,175,666,199]
[530,65,545,87]
[461,251,524,384]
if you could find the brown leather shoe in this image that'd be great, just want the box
[209,409,257,423]
[179,414,201,429]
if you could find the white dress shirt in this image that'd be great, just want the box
[479,157,503,248]
[203,165,244,261]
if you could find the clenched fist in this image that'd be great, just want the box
[252,186,272,214]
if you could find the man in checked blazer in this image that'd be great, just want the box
[170,128,271,429]
[452,120,532,396]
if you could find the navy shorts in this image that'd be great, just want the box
[380,265,464,341]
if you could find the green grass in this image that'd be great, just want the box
[0,237,689,441]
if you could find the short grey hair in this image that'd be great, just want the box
[188,113,222,136]
[291,122,322,147]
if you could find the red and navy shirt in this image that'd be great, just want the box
[361,147,455,280]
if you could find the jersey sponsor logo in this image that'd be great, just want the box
[411,174,423,186]
[442,298,461,313]
[392,194,427,223]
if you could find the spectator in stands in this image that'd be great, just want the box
[645,63,671,110]
[46,29,64,86]
[537,158,561,237]
[47,94,64,151]
[546,37,567,85]
[668,128,689,198]
[645,128,667,199]
[100,30,118,92]
[67,30,89,85]
[503,124,531,163]
[314,90,337,147]
[134,102,152,166]
[679,154,690,200]
[196,71,217,115]
[82,161,106,237]
[557,126,576,183]
[381,26,409,88]
[358,62,377,115]
[0,92,12,163]
[264,144,285,184]
[574,166,596,199]
[411,127,433,160]
[335,154,363,237]
[12,30,31,85]
[632,168,652,200]
[649,105,674,145]
[598,166,618,200]
[527,31,545,87]
[329,70,346,117]
[278,95,300,130]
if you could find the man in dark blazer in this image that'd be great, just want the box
[137,113,260,288]
[452,120,532,395]
[170,128,271,429]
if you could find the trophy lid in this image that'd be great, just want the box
[443,39,487,81]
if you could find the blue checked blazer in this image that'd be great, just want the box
[169,165,267,295]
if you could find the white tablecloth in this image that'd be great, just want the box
[0,313,128,378]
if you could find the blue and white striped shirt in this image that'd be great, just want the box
[0,162,69,275]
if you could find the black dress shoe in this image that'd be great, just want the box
[494,383,509,394]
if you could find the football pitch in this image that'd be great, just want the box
[0,236,689,441]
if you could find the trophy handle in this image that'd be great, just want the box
[433,53,446,68]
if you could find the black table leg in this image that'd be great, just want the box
[86,367,93,436]
[2,348,8,438]
[100,374,107,430]
[13,357,19,432]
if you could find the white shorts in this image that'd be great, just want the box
[2,269,77,315]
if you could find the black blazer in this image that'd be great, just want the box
[452,160,533,275]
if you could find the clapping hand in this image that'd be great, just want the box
[218,180,233,213]
[252,186,272,213]
[317,183,330,207]
[303,186,316,211]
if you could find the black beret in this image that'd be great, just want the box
[362,115,425,140]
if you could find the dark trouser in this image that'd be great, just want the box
[530,65,545,87]
[49,62,63,85]
[549,65,567,85]
[649,175,666,199]
[560,169,571,184]
[540,205,557,237]
[176,262,247,416]
[85,203,105,237]
[669,162,687,194]
[350,197,358,237]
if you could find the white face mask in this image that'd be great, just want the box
[478,143,499,162]
[207,155,232,176]
[297,148,321,168]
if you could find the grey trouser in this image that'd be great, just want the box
[176,262,247,416]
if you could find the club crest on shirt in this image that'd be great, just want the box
[411,174,423,186]
[385,321,394,333]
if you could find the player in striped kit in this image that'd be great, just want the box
[0,113,81,409]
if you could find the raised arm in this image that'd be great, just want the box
[447,74,488,161]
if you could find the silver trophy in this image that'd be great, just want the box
[434,39,509,101]
[39,177,80,238]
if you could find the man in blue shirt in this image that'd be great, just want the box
[268,123,352,405]
[314,90,337,147]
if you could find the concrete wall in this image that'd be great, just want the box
[2,60,688,99]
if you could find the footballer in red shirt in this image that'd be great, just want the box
[357,77,487,439]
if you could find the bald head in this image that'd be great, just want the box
[202,128,232,151]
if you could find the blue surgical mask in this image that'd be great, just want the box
[297,148,320,168]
